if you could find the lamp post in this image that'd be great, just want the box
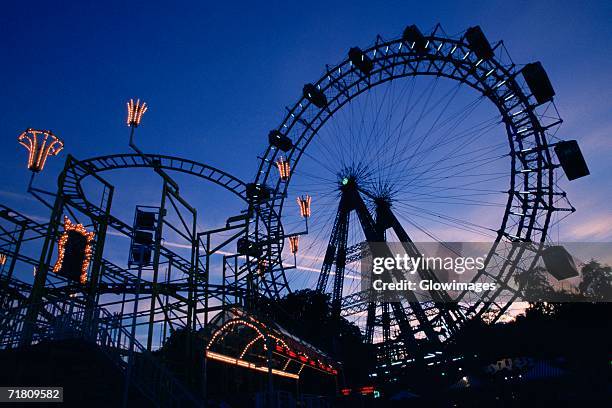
[18,128,64,346]
[289,236,299,264]
[297,194,311,231]
[18,128,64,173]
[18,128,64,190]
[126,98,148,143]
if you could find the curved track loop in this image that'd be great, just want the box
[59,153,288,299]
[67,153,248,200]
[255,30,563,320]
[60,154,242,273]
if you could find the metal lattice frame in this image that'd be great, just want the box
[9,152,268,352]
[60,153,287,302]
[253,26,568,327]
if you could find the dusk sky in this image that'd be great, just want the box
[1,0,610,254]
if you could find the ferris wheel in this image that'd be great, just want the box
[251,24,580,353]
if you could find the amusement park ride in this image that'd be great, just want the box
[0,23,589,405]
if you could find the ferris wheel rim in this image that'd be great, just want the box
[254,27,562,316]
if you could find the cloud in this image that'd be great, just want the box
[564,214,612,241]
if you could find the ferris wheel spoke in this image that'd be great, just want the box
[396,127,505,190]
[391,86,484,178]
[398,117,502,179]
[393,208,497,241]
[394,85,465,177]
[403,173,509,194]
[398,153,509,188]
[290,171,337,185]
[392,201,498,233]
[371,78,421,179]
[374,110,502,185]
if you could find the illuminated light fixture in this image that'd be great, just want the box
[206,316,338,376]
[53,216,95,284]
[0,253,6,266]
[207,319,265,350]
[341,177,349,186]
[269,334,289,350]
[126,98,148,127]
[206,350,299,380]
[360,386,376,395]
[275,156,291,181]
[297,195,311,218]
[288,236,299,254]
[17,129,64,173]
[240,334,263,359]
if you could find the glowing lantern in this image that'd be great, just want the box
[0,253,6,266]
[17,129,64,173]
[126,98,148,127]
[53,217,95,284]
[289,236,299,254]
[297,195,311,218]
[275,157,291,181]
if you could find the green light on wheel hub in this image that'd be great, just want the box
[342,177,349,185]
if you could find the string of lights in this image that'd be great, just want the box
[17,129,64,173]
[52,217,95,284]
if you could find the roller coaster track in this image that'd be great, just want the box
[59,153,286,298]
[60,154,249,272]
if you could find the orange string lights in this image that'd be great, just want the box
[206,350,300,380]
[53,217,95,284]
[126,98,148,127]
[275,156,291,181]
[17,129,64,173]
[297,195,312,218]
[288,236,299,254]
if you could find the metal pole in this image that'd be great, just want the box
[5,226,25,281]
[202,233,210,407]
[147,187,167,351]
[267,335,274,407]
[21,171,65,346]
[123,262,143,408]
[85,184,113,338]
[162,262,171,343]
[117,277,127,348]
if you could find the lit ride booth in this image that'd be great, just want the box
[205,308,339,399]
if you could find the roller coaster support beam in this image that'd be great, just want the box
[84,182,114,337]
[146,184,168,352]
[129,126,180,193]
[20,164,67,346]
[2,224,25,282]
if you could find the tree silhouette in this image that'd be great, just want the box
[578,260,612,301]
[514,265,554,301]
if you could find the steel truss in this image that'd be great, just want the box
[0,151,267,355]
[252,24,571,358]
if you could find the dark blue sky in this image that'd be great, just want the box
[1,0,610,241]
